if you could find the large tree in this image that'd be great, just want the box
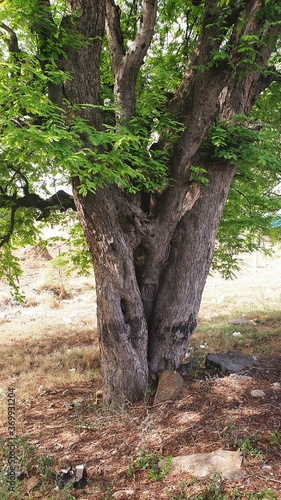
[0,0,280,403]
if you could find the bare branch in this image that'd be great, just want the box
[126,0,157,73]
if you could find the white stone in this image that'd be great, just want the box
[160,448,243,480]
[251,389,265,398]
[112,489,135,498]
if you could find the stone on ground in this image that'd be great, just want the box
[154,370,185,404]
[205,351,256,374]
[163,448,243,480]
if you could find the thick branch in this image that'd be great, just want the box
[0,190,76,214]
[106,0,157,119]
[0,189,76,247]
[105,0,126,71]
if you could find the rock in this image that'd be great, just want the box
[205,351,256,374]
[25,476,40,492]
[154,370,185,405]
[231,317,248,325]
[163,448,243,480]
[112,489,135,498]
[251,389,265,398]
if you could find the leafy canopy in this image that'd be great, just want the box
[0,0,280,294]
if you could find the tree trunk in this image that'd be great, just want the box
[148,161,236,374]
[73,185,149,403]
[73,159,236,402]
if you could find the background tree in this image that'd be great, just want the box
[0,0,280,403]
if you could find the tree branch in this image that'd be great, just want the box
[0,190,76,217]
[0,187,76,248]
[105,0,126,72]
[0,22,20,53]
[106,0,157,120]
[0,205,17,248]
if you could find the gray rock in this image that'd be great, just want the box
[231,317,248,325]
[162,448,243,480]
[154,370,184,404]
[206,351,256,374]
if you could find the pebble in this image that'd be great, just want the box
[112,490,135,499]
[251,389,265,398]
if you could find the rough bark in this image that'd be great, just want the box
[73,185,149,402]
[148,162,236,373]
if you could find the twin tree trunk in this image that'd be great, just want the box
[73,161,236,403]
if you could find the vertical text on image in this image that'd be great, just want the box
[7,387,17,492]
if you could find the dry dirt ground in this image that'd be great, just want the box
[0,245,280,499]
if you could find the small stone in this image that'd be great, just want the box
[261,464,272,470]
[232,331,242,337]
[231,317,248,325]
[112,489,135,498]
[25,476,40,492]
[154,370,184,404]
[251,389,265,398]
[272,382,280,388]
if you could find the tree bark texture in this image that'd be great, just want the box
[35,0,281,402]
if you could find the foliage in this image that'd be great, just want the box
[212,107,281,277]
[126,449,172,481]
[237,435,264,459]
[0,0,280,288]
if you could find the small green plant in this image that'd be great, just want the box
[245,489,276,499]
[97,480,113,499]
[0,436,58,498]
[182,473,230,499]
[238,435,264,459]
[126,449,171,481]
[268,430,280,446]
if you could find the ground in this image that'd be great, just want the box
[0,243,280,499]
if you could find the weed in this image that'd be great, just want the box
[245,489,276,499]
[126,449,172,481]
[0,436,57,498]
[170,473,240,499]
[180,348,205,378]
[222,420,240,447]
[238,436,264,459]
[97,480,113,499]
[268,430,280,446]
